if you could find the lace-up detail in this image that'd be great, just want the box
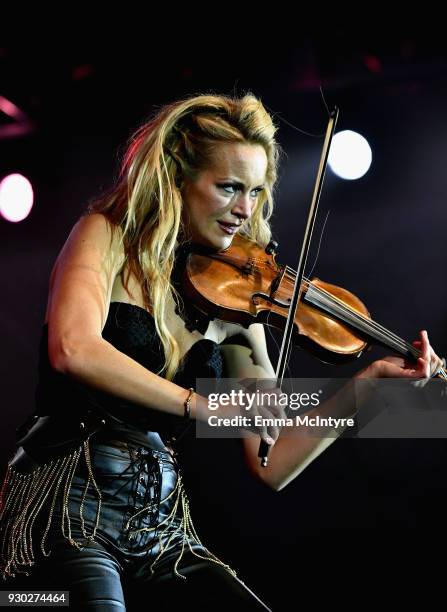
[120,444,237,580]
[2,299,233,582]
[0,439,237,582]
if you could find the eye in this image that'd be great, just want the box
[217,184,264,197]
[218,183,239,194]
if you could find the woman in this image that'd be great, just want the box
[0,93,441,610]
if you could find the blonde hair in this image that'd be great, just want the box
[84,93,280,380]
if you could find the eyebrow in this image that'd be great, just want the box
[219,179,265,190]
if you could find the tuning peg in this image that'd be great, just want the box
[265,240,278,255]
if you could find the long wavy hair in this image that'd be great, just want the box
[84,93,280,380]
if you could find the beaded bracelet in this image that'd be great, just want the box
[184,387,195,419]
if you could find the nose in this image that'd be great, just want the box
[231,192,252,221]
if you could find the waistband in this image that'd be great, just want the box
[1,438,237,584]
[92,429,173,454]
[103,438,176,461]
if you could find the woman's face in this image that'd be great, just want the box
[181,142,268,250]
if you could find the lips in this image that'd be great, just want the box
[217,220,240,235]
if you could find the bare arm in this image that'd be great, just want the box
[221,324,437,492]
[220,327,340,492]
[60,337,213,421]
[46,212,211,422]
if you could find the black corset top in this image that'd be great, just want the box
[32,301,224,446]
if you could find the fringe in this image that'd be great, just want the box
[127,469,238,580]
[0,439,101,581]
[0,440,238,582]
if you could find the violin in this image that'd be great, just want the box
[181,233,447,376]
[180,109,445,469]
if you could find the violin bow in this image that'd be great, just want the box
[258,107,339,468]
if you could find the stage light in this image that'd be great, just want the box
[0,173,34,222]
[328,130,372,180]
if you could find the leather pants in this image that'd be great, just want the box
[2,440,272,611]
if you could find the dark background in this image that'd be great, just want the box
[2,20,447,608]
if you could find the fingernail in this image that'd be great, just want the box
[266,437,275,445]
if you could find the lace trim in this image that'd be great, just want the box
[0,440,237,582]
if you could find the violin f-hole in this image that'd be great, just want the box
[252,292,291,308]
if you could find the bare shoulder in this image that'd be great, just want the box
[49,213,124,284]
[63,212,124,268]
[44,213,127,368]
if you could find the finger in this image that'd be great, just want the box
[428,347,442,377]
[421,330,430,361]
[418,353,436,377]
[377,360,419,378]
[411,331,430,376]
[417,357,430,378]
[268,403,287,418]
[268,424,280,442]
[382,356,406,368]
[268,412,285,440]
[257,406,274,446]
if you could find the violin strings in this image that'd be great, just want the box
[283,264,405,347]
[214,252,414,356]
[299,274,415,354]
[282,267,418,358]
[209,251,443,372]
[283,269,447,379]
[309,283,416,356]
[308,282,447,380]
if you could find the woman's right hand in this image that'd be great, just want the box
[215,386,288,448]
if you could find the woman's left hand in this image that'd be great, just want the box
[357,330,443,383]
[381,330,442,383]
[409,329,443,386]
